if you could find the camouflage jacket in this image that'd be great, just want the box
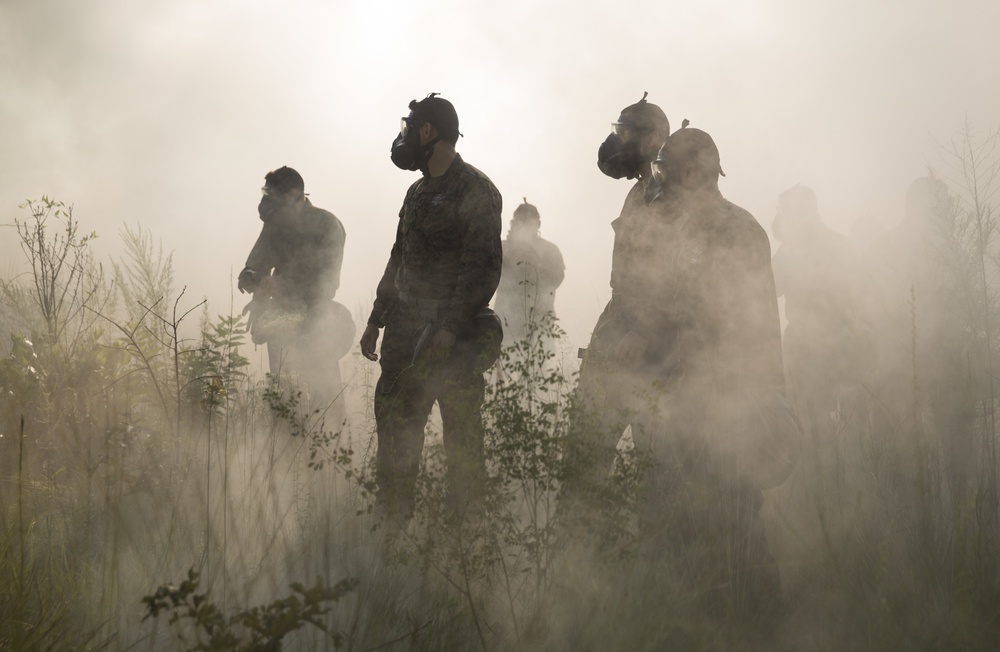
[368,154,503,334]
[609,178,657,304]
[630,189,785,394]
[495,233,565,317]
[241,199,346,308]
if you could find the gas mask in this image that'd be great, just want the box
[644,177,665,204]
[390,114,441,173]
[597,121,645,180]
[258,194,283,222]
[644,152,670,204]
[509,218,540,243]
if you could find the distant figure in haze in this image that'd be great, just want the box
[557,92,670,534]
[770,184,863,443]
[359,94,503,529]
[237,166,352,422]
[862,175,978,489]
[493,198,565,346]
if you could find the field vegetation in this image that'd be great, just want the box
[2,127,1000,650]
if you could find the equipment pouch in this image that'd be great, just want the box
[410,308,503,373]
[457,308,504,374]
[412,322,439,364]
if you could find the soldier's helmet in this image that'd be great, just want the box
[513,198,541,223]
[773,184,819,242]
[616,94,670,143]
[265,166,305,194]
[409,93,461,142]
[657,127,725,179]
[778,184,819,220]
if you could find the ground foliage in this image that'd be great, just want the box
[3,125,1000,651]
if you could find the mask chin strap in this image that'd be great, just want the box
[418,135,443,173]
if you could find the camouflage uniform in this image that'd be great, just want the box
[632,189,788,620]
[241,199,348,416]
[367,154,503,522]
[560,178,658,529]
[564,180,790,618]
[494,231,565,344]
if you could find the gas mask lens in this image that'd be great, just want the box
[399,118,410,138]
[651,160,668,184]
[613,122,636,144]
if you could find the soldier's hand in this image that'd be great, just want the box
[360,324,381,361]
[426,328,457,361]
[258,275,283,297]
[614,330,648,365]
[237,268,257,294]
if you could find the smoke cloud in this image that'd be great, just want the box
[2,0,997,345]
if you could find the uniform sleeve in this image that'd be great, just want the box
[715,218,786,392]
[314,215,346,302]
[243,223,275,276]
[367,204,407,328]
[608,181,646,294]
[539,240,565,293]
[442,180,503,333]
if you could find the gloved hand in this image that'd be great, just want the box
[237,268,259,294]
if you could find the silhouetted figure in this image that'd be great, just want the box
[494,199,564,346]
[238,166,351,422]
[862,176,977,490]
[626,127,794,624]
[558,121,796,637]
[359,94,503,528]
[771,184,863,444]
[558,93,670,537]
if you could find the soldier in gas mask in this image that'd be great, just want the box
[238,166,351,422]
[360,94,503,528]
[557,93,670,538]
[634,127,794,624]
[493,199,565,347]
[771,184,864,448]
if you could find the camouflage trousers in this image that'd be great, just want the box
[374,302,487,525]
[558,300,783,621]
[636,421,784,622]
[559,298,651,532]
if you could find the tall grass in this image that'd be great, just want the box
[3,127,1000,650]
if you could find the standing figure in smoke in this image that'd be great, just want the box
[557,92,671,536]
[359,94,503,528]
[622,127,796,628]
[238,166,351,422]
[493,198,565,346]
[770,184,864,449]
[560,125,796,632]
[862,176,978,492]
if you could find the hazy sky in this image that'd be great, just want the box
[2,0,998,346]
